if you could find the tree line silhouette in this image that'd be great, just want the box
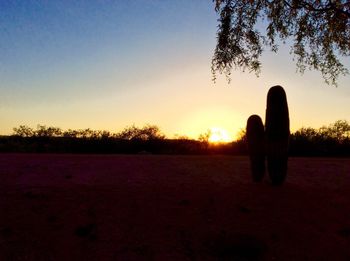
[0,120,349,156]
[289,120,350,156]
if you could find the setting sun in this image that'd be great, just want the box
[208,127,232,143]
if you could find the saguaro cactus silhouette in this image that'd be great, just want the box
[246,115,265,182]
[265,86,290,185]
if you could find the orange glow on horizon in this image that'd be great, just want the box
[174,106,246,143]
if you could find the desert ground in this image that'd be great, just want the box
[0,153,349,260]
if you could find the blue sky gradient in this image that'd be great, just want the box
[1,1,349,139]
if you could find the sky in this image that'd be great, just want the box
[1,0,350,141]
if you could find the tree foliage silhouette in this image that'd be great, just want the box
[212,0,350,85]
[115,125,165,141]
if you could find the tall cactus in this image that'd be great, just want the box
[246,115,265,182]
[265,86,290,185]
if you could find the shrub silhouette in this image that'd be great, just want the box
[246,115,265,182]
[265,86,290,185]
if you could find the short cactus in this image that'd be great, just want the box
[246,115,265,182]
[265,85,290,185]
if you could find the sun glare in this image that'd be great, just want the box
[208,127,232,143]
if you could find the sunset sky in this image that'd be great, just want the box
[1,1,350,140]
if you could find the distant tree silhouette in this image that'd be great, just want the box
[290,120,350,156]
[235,128,247,143]
[35,125,62,137]
[13,125,34,137]
[115,124,165,140]
[63,129,79,138]
[293,120,350,142]
[198,129,212,143]
[325,120,350,141]
[198,129,212,151]
[212,0,350,85]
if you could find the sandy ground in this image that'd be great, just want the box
[0,153,350,260]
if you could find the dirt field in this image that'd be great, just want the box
[0,154,349,260]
